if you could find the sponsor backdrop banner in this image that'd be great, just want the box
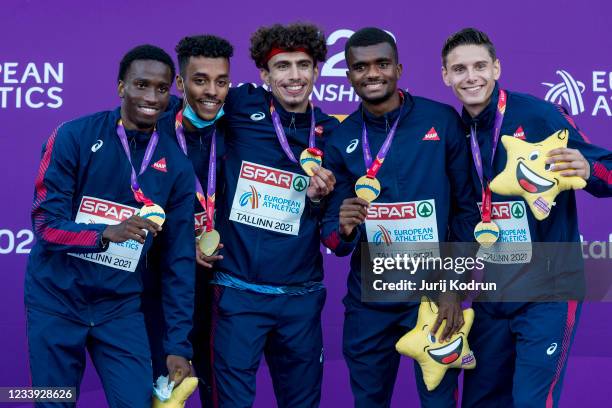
[1,0,610,406]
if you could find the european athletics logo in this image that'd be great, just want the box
[542,70,585,115]
[372,225,393,246]
[239,185,260,209]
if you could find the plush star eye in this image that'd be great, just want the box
[427,333,436,344]
[529,150,540,161]
[545,163,552,171]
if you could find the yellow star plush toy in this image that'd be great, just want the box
[490,129,586,221]
[152,377,198,408]
[395,297,476,391]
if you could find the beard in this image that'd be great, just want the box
[359,87,396,106]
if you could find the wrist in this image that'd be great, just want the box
[340,226,357,242]
[98,231,110,250]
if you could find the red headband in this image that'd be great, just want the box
[264,47,310,64]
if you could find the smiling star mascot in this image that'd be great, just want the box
[490,129,586,220]
[395,297,476,391]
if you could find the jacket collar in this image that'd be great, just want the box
[266,91,314,127]
[461,81,500,129]
[360,89,414,129]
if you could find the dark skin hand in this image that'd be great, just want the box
[195,242,224,269]
[166,355,193,385]
[431,292,464,342]
[102,215,160,244]
[339,197,369,238]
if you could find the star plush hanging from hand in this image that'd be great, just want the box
[489,129,586,221]
[395,297,476,391]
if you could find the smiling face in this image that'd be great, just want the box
[442,44,500,118]
[177,56,230,122]
[118,59,172,131]
[424,331,465,365]
[260,51,318,113]
[395,297,476,391]
[346,42,402,113]
[489,130,587,220]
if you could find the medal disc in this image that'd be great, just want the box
[139,203,166,227]
[474,221,500,248]
[198,229,221,257]
[300,148,323,176]
[355,175,381,203]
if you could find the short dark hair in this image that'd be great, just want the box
[117,44,175,82]
[345,27,398,63]
[441,28,497,67]
[175,35,234,76]
[250,23,327,70]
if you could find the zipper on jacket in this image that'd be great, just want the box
[289,114,296,137]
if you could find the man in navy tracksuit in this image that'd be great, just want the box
[209,23,338,408]
[143,35,232,407]
[441,28,612,407]
[321,28,480,408]
[26,45,194,408]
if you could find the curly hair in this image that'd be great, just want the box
[249,23,327,70]
[117,44,175,82]
[175,35,234,76]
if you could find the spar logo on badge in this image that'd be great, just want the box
[417,202,434,217]
[240,162,292,189]
[367,203,416,220]
[239,186,260,209]
[293,176,308,192]
[511,202,525,218]
[194,211,207,231]
[373,225,393,246]
[79,197,138,223]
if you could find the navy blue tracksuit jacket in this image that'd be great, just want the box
[460,83,612,408]
[26,107,196,407]
[321,90,479,408]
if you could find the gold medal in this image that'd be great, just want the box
[355,175,381,203]
[299,148,323,176]
[474,221,500,248]
[139,203,166,227]
[198,229,221,257]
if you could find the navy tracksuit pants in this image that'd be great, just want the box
[463,301,581,408]
[27,308,152,408]
[342,298,460,408]
[210,286,326,408]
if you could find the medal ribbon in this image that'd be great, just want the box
[361,91,404,179]
[175,111,217,232]
[269,99,321,163]
[116,120,159,206]
[469,88,507,222]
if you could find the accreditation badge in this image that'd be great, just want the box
[476,200,533,264]
[365,199,440,258]
[229,161,307,235]
[68,196,144,272]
